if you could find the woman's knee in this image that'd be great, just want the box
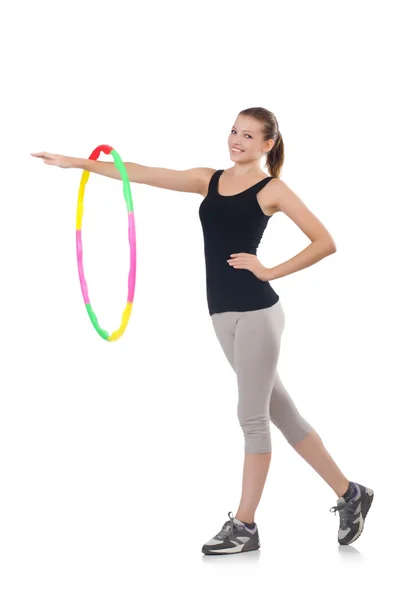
[270,410,313,446]
[238,412,272,453]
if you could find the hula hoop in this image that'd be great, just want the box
[76,144,136,341]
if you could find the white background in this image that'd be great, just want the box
[1,0,396,598]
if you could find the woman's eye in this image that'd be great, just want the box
[231,129,251,138]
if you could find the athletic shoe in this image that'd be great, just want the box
[329,482,374,545]
[201,511,260,555]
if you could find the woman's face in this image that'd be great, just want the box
[228,116,273,162]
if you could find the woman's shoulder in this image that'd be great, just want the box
[198,168,220,197]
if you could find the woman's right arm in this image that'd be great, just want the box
[31,152,215,196]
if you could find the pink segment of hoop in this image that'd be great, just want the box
[128,212,137,303]
[76,230,90,304]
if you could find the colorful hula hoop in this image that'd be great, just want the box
[76,144,136,341]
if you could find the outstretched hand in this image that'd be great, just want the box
[31,152,74,168]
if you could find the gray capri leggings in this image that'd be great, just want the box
[211,300,313,454]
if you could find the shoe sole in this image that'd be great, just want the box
[202,544,260,555]
[202,539,260,555]
[338,487,374,546]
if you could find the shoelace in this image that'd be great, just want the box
[217,511,244,539]
[329,500,355,527]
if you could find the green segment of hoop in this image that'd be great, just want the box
[110,149,133,213]
[86,304,110,340]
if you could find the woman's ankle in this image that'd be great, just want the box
[235,512,255,524]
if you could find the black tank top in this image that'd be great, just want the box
[198,169,280,316]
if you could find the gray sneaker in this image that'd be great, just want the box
[202,511,260,555]
[329,482,374,545]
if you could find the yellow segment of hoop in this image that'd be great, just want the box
[108,302,133,342]
[77,170,90,231]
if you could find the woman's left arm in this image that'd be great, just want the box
[264,179,337,281]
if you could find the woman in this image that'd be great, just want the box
[31,106,374,555]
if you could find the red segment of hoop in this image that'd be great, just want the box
[88,145,114,161]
